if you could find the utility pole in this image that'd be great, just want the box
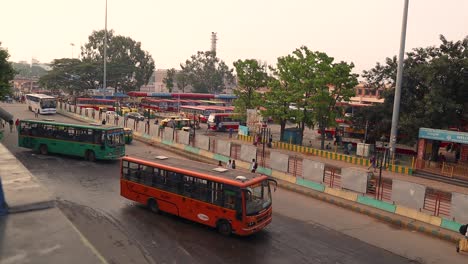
[103,0,108,97]
[389,0,410,158]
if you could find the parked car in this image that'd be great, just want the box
[125,112,145,121]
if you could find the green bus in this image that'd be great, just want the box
[18,119,125,161]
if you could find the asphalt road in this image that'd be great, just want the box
[1,103,465,264]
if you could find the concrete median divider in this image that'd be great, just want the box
[356,196,396,213]
[395,205,442,226]
[324,187,358,202]
[296,178,325,192]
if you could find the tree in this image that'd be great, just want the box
[233,59,268,116]
[359,35,468,145]
[180,51,234,93]
[12,62,47,78]
[163,68,176,92]
[175,71,190,93]
[40,30,155,94]
[39,58,101,94]
[265,46,357,148]
[262,77,296,140]
[0,43,16,99]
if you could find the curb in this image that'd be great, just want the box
[0,177,7,216]
[276,178,460,243]
[8,200,56,214]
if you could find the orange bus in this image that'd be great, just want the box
[120,155,277,236]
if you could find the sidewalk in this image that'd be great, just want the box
[0,144,106,264]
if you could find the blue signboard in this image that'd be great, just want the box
[238,125,249,136]
[419,128,468,144]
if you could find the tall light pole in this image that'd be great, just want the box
[103,0,108,96]
[389,0,410,158]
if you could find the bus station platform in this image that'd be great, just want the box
[0,143,106,264]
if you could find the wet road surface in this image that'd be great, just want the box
[2,103,460,263]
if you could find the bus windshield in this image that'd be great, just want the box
[41,99,57,108]
[106,131,124,146]
[245,181,272,216]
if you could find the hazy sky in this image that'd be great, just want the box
[1,0,467,75]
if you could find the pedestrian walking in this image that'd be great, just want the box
[368,155,377,172]
[268,134,273,148]
[145,119,150,133]
[250,159,258,173]
[115,115,119,125]
[231,160,236,169]
[35,109,39,118]
[15,118,19,130]
[229,127,233,138]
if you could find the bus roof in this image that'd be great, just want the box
[26,93,55,99]
[20,119,123,131]
[77,98,116,102]
[123,156,267,188]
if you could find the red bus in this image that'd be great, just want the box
[181,105,233,123]
[140,98,168,111]
[77,98,116,111]
[120,156,277,236]
[207,113,244,131]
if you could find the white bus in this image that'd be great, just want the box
[26,94,57,114]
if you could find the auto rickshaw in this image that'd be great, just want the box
[124,128,133,144]
[121,107,131,116]
[160,117,191,131]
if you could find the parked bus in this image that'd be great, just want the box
[140,98,168,112]
[120,155,277,236]
[77,98,117,111]
[18,119,125,161]
[207,113,244,131]
[25,94,57,114]
[180,105,228,123]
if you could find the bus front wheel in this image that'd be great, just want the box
[217,220,232,236]
[39,144,48,155]
[147,199,159,214]
[86,150,96,162]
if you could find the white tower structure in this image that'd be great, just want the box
[211,32,217,54]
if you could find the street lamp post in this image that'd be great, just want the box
[389,0,410,159]
[103,0,108,97]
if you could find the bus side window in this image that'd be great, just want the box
[141,165,153,186]
[212,183,224,206]
[122,161,130,180]
[224,194,235,209]
[94,131,103,144]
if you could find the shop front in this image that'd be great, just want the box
[415,128,468,178]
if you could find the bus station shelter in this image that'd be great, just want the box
[416,128,468,178]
